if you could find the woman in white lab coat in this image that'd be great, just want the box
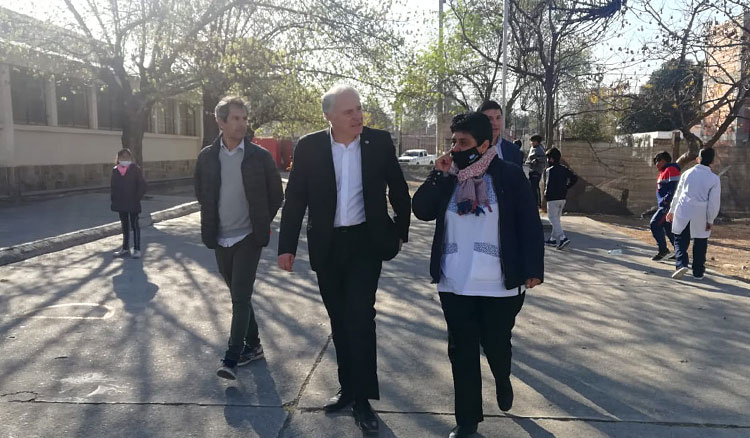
[666,148,721,280]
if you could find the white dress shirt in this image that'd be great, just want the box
[331,133,366,227]
[217,138,249,248]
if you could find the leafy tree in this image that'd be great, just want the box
[618,59,703,134]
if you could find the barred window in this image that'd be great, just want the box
[10,67,46,125]
[57,77,89,128]
[179,103,196,136]
[96,84,123,130]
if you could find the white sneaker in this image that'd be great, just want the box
[693,274,705,280]
[132,250,141,259]
[671,267,689,280]
[114,248,130,257]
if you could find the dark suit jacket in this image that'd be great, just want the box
[194,135,284,249]
[499,138,524,168]
[278,127,411,271]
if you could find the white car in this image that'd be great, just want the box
[398,149,436,166]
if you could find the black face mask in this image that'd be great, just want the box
[451,147,482,170]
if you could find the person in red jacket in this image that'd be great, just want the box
[651,151,681,261]
[111,148,147,259]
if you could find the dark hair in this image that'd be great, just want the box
[450,112,492,148]
[215,96,249,122]
[513,139,522,147]
[546,147,561,163]
[477,100,503,114]
[699,147,715,166]
[116,148,133,164]
[652,151,672,165]
[530,134,543,143]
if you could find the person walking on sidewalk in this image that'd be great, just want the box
[277,85,411,434]
[650,151,681,261]
[412,112,544,438]
[525,134,547,208]
[667,148,721,280]
[194,96,284,380]
[544,147,578,250]
[111,148,146,259]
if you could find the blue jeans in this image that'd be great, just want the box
[674,223,709,277]
[650,207,674,252]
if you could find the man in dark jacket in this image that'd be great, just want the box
[525,134,547,207]
[544,147,578,249]
[412,112,543,438]
[194,96,284,380]
[478,100,524,168]
[277,85,411,434]
[651,151,681,261]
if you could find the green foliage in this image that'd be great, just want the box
[618,59,703,134]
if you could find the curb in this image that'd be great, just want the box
[0,201,200,267]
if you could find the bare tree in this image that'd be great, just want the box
[632,0,749,167]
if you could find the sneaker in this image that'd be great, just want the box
[544,239,557,247]
[131,250,141,259]
[693,274,705,280]
[113,248,130,257]
[238,344,264,366]
[651,249,669,261]
[216,359,237,380]
[671,267,689,280]
[556,238,571,250]
[666,252,676,260]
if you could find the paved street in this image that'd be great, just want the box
[0,212,748,437]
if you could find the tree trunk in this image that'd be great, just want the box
[676,129,701,169]
[121,93,150,165]
[202,88,220,145]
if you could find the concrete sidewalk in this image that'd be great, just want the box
[0,212,748,437]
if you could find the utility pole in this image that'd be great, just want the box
[436,0,445,154]
[501,0,510,133]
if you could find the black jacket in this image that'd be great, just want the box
[194,135,284,249]
[499,138,524,168]
[278,127,411,271]
[412,157,544,288]
[544,164,578,201]
[111,164,146,213]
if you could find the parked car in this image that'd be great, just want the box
[398,149,437,165]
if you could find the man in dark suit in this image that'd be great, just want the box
[277,85,411,433]
[478,100,524,168]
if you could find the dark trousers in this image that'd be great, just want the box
[650,207,675,252]
[439,292,525,425]
[118,212,141,250]
[215,235,263,362]
[529,171,542,208]
[674,224,709,277]
[316,223,382,400]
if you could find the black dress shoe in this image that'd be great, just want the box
[449,424,478,438]
[497,378,514,411]
[324,388,354,412]
[352,399,379,433]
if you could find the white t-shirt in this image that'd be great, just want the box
[438,174,524,297]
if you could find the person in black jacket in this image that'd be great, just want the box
[412,112,544,438]
[194,96,284,380]
[544,147,578,249]
[278,85,411,434]
[111,148,146,258]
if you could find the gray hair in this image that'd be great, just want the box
[321,85,360,114]
[215,96,249,121]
